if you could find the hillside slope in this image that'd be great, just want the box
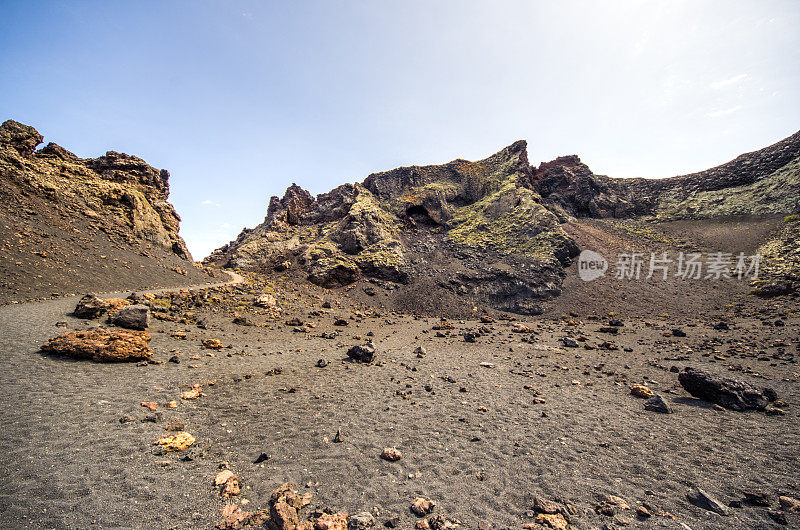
[0,120,211,303]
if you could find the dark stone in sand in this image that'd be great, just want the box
[713,321,729,330]
[384,513,400,527]
[687,488,728,515]
[678,367,777,411]
[112,304,151,330]
[742,491,771,506]
[672,328,686,337]
[349,512,376,529]
[562,337,578,348]
[74,294,109,318]
[347,344,376,363]
[464,332,479,343]
[316,359,329,368]
[768,510,789,525]
[253,452,270,464]
[644,394,672,414]
[232,315,255,326]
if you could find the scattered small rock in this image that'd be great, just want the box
[381,448,402,461]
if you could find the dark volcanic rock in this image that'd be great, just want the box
[534,130,800,220]
[643,394,672,414]
[678,367,777,411]
[347,344,376,363]
[111,304,151,330]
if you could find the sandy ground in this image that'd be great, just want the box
[0,265,797,529]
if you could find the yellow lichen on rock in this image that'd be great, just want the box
[153,431,195,451]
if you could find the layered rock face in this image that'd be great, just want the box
[207,141,579,314]
[534,130,800,220]
[0,120,191,259]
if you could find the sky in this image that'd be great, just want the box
[1,1,799,259]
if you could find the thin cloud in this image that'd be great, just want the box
[711,74,748,90]
[707,105,743,118]
[201,199,220,207]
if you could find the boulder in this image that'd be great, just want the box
[643,394,672,414]
[41,329,152,362]
[347,344,376,363]
[73,294,111,318]
[678,367,777,411]
[255,293,278,308]
[111,304,150,330]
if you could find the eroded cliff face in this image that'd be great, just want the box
[207,140,579,314]
[0,120,191,260]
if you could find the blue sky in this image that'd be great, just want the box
[2,1,799,259]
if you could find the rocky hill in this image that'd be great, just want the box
[534,130,800,219]
[0,120,211,303]
[207,130,800,314]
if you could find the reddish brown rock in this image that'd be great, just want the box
[314,513,348,530]
[41,329,152,362]
[411,497,435,516]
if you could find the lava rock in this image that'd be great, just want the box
[644,394,672,413]
[41,329,152,362]
[111,304,151,330]
[347,344,376,363]
[678,367,777,411]
[73,294,110,318]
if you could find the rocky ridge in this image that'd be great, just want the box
[207,130,800,312]
[0,119,210,303]
[1,120,191,259]
[534,129,800,219]
[207,140,579,315]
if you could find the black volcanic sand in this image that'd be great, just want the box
[0,267,798,529]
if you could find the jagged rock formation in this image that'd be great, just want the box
[208,130,800,312]
[1,120,191,259]
[534,130,800,220]
[208,141,579,314]
[0,119,207,303]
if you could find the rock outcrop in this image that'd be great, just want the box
[678,367,777,411]
[207,141,579,314]
[208,131,800,313]
[533,130,800,220]
[0,120,209,303]
[0,120,191,260]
